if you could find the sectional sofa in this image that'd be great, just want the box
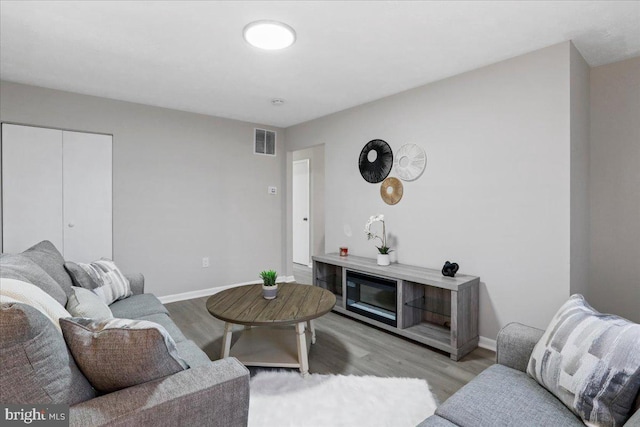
[0,241,249,426]
[420,323,640,426]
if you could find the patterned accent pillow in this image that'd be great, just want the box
[64,259,132,305]
[527,294,640,427]
[66,287,113,319]
[60,317,189,393]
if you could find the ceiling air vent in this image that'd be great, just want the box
[254,128,276,156]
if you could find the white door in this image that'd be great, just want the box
[293,159,310,265]
[1,124,112,260]
[1,124,64,252]
[63,131,112,262]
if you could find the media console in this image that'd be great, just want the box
[312,253,480,361]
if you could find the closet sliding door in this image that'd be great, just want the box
[63,131,112,262]
[1,124,64,252]
[1,123,112,261]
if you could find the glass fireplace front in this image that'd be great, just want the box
[346,271,397,326]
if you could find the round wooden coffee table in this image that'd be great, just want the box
[206,282,336,376]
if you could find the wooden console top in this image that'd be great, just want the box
[312,253,479,291]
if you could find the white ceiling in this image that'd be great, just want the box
[1,1,639,128]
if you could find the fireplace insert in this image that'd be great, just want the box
[346,270,397,326]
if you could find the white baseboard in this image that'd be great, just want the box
[478,336,497,352]
[158,275,295,304]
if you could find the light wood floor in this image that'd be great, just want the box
[165,264,495,403]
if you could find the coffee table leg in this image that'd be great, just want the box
[295,322,309,377]
[221,322,233,359]
[307,319,316,344]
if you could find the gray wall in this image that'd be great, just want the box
[4,46,635,340]
[0,81,286,298]
[286,42,583,341]
[589,57,640,322]
[569,43,591,296]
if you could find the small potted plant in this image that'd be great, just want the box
[259,270,278,300]
[365,214,392,266]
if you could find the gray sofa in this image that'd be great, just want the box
[420,322,640,427]
[0,241,250,427]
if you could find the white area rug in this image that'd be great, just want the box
[249,371,438,427]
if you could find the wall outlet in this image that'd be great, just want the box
[268,186,277,195]
[202,257,210,268]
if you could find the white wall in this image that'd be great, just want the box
[0,81,286,298]
[589,57,640,323]
[286,42,581,340]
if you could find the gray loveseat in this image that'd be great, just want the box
[420,322,640,427]
[0,241,249,427]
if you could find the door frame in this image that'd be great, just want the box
[292,158,311,266]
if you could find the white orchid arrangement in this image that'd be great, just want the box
[365,214,392,254]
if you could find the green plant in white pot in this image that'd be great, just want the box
[259,270,278,300]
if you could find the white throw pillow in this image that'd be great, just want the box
[0,278,71,331]
[66,286,113,319]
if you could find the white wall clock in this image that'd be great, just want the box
[394,144,426,181]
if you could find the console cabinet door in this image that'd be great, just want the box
[1,124,64,252]
[1,124,112,261]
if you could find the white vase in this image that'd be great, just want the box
[262,284,278,300]
[377,254,390,266]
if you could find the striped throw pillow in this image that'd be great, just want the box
[65,259,132,305]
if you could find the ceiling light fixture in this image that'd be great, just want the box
[243,20,296,50]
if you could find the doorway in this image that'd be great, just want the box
[288,144,325,281]
[292,159,310,266]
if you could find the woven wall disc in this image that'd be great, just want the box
[380,177,403,205]
[359,139,393,183]
[394,144,426,181]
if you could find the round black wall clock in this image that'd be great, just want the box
[359,139,393,183]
